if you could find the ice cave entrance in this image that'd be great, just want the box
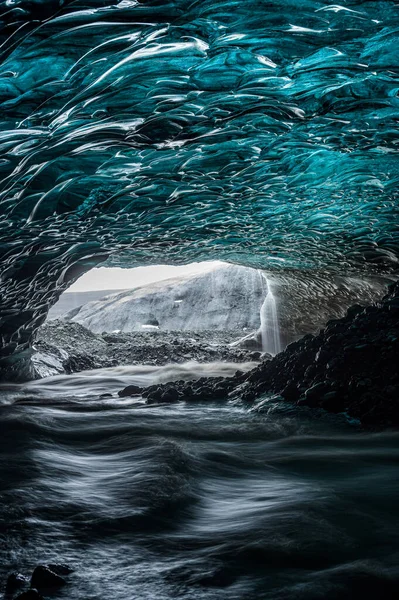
[47,261,282,355]
[46,260,391,367]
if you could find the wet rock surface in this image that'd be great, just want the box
[30,566,66,592]
[118,384,144,398]
[117,366,269,404]
[34,321,260,377]
[5,573,28,596]
[142,372,251,404]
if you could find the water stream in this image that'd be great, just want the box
[259,272,282,356]
[0,362,398,599]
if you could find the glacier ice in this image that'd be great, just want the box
[67,263,266,333]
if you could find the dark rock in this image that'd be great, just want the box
[304,382,329,405]
[320,391,346,413]
[281,381,300,403]
[160,388,180,403]
[31,566,67,591]
[63,353,98,373]
[102,334,127,344]
[47,563,74,576]
[118,384,143,398]
[145,386,163,403]
[15,591,43,600]
[100,393,113,398]
[5,572,28,596]
[181,385,194,399]
[213,386,229,399]
[346,304,364,319]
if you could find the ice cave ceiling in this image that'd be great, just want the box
[0,0,399,360]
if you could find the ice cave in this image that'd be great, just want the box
[0,1,398,599]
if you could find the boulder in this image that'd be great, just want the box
[15,591,43,600]
[31,566,67,592]
[47,563,74,576]
[5,572,28,596]
[118,384,143,398]
[160,388,180,403]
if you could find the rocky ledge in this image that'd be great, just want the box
[119,281,399,429]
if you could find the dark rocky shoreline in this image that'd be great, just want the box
[119,281,399,429]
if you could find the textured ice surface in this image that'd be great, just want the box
[0,0,398,361]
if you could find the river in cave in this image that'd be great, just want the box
[1,362,399,600]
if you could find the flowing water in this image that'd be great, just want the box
[0,362,398,599]
[259,273,282,356]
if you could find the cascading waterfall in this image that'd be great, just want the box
[258,272,282,356]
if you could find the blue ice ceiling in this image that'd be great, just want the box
[0,0,398,361]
